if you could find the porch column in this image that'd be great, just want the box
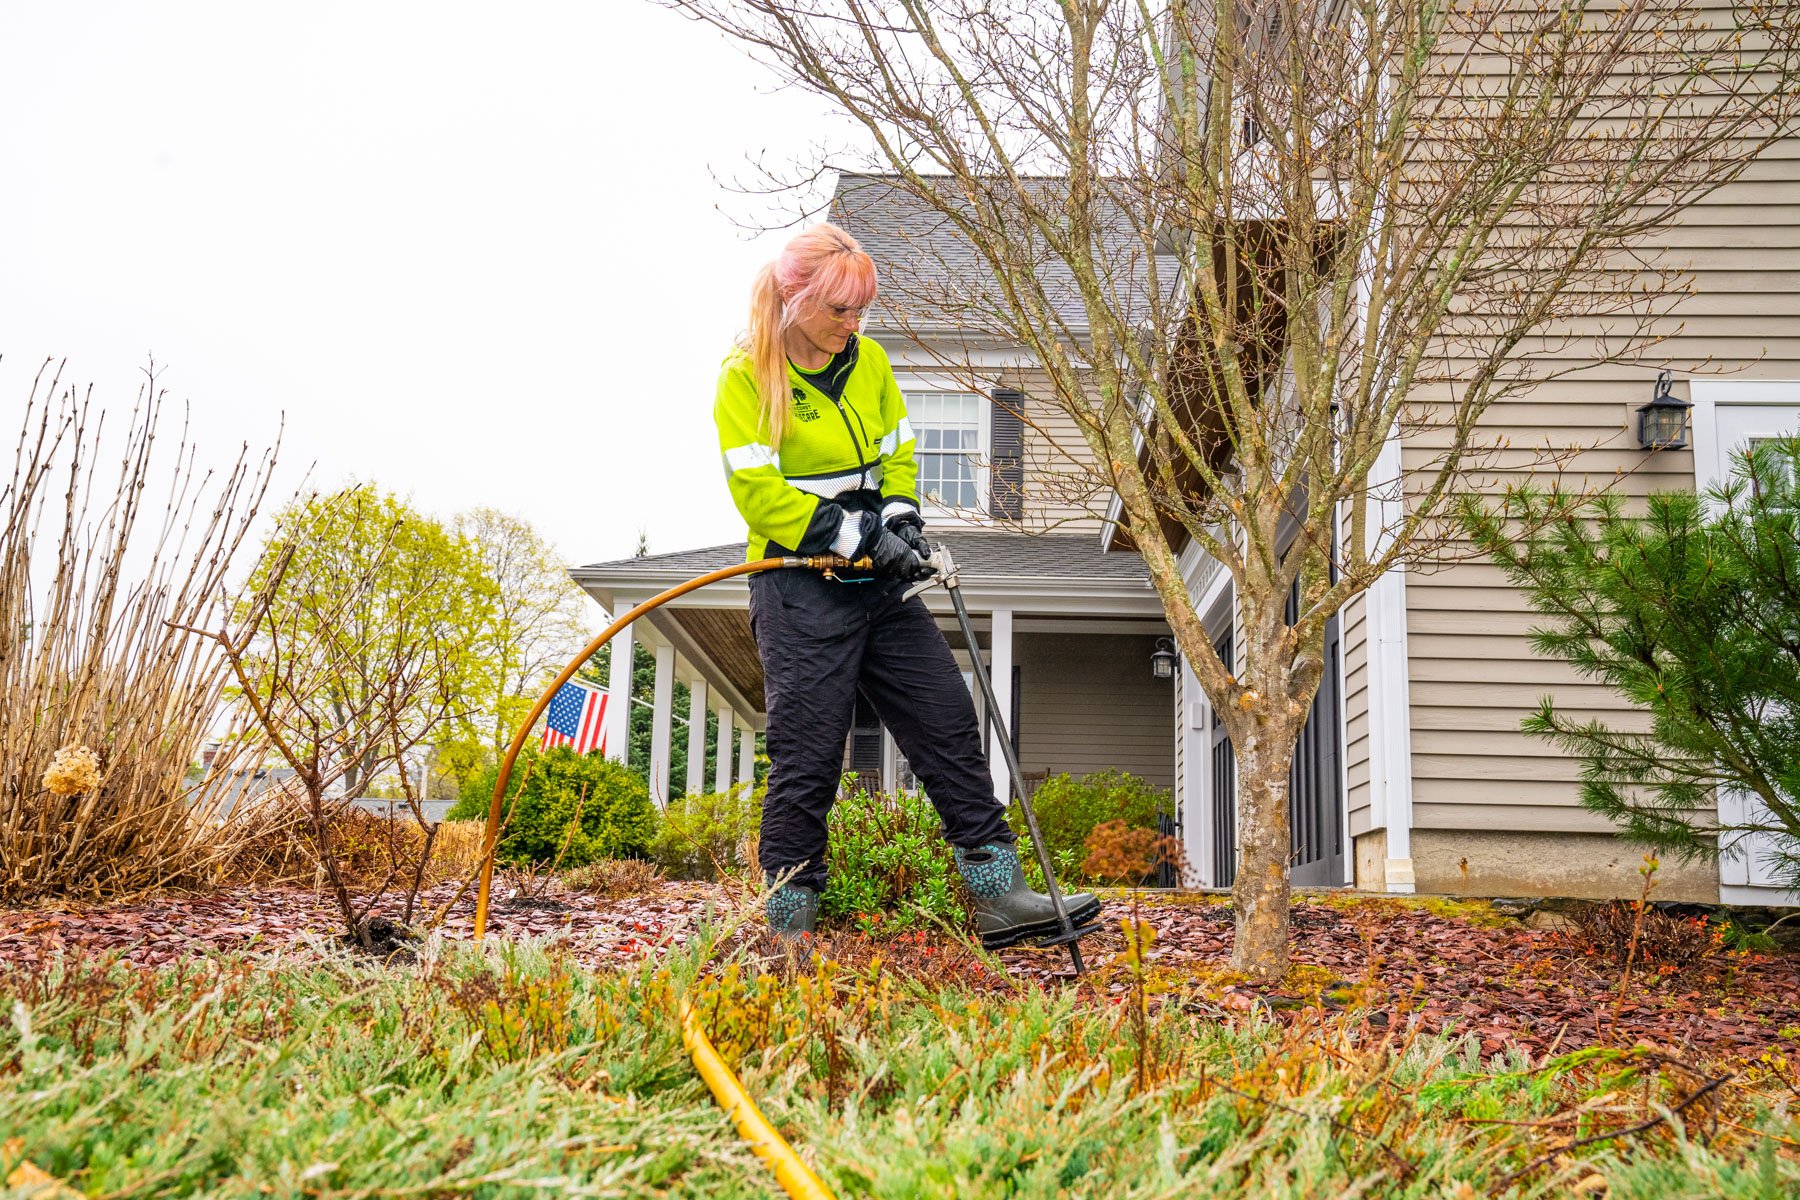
[988,607,1014,805]
[737,724,756,790]
[714,704,734,794]
[604,621,634,765]
[648,643,675,808]
[684,677,709,798]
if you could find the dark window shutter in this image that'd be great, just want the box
[846,690,883,772]
[989,388,1025,520]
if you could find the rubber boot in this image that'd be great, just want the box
[954,842,1101,949]
[765,881,819,944]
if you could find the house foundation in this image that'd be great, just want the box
[1357,828,1717,902]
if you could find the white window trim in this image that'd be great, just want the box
[1181,566,1237,887]
[897,373,992,527]
[1689,379,1800,906]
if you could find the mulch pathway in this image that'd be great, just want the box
[2,884,1795,1066]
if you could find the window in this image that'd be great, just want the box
[1747,437,1800,490]
[906,391,984,511]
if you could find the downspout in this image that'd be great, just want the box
[1347,0,1415,894]
[1357,253,1416,896]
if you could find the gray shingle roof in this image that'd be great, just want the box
[830,173,1179,339]
[579,530,1148,583]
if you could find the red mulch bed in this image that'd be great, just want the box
[2,885,1794,1066]
[1008,895,1800,1066]
[0,880,713,971]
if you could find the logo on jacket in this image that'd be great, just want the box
[791,387,821,421]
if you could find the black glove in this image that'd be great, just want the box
[855,510,924,579]
[885,508,930,558]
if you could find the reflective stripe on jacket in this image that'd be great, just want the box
[714,335,920,562]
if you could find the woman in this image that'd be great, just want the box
[714,222,1099,947]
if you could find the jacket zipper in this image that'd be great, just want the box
[827,393,874,489]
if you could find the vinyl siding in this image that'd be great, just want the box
[1395,131,1800,835]
[1016,631,1176,790]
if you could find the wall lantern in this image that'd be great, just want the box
[1150,638,1178,680]
[1636,370,1692,451]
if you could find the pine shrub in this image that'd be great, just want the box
[1464,437,1800,888]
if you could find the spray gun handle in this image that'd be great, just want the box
[900,543,951,602]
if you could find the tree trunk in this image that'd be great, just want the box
[1230,735,1297,981]
[1227,586,1311,982]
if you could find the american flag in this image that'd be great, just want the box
[541,680,608,755]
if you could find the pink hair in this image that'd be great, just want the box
[743,223,878,446]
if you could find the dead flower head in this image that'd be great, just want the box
[43,744,103,796]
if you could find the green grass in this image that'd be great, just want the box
[1,930,1794,1198]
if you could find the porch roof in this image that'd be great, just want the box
[576,530,1154,585]
[570,530,1167,719]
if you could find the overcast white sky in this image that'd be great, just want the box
[1,2,845,571]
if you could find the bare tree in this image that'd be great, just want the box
[662,0,1800,977]
[191,487,489,947]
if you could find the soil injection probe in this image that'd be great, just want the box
[907,542,1097,976]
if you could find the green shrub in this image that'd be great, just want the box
[1014,769,1171,882]
[650,784,763,880]
[822,783,971,934]
[444,746,656,869]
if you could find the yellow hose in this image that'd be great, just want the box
[679,996,836,1200]
[473,553,863,1199]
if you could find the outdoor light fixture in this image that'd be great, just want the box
[1636,370,1692,451]
[1150,637,1178,680]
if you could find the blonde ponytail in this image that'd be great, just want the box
[745,263,793,447]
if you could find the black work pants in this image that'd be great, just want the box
[747,568,1015,894]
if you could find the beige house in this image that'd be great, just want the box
[1317,147,1800,906]
[576,163,1797,907]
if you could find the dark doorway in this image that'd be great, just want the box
[1285,578,1346,887]
[1207,584,1346,889]
[1210,625,1238,887]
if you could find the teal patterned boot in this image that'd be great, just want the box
[765,882,819,943]
[954,842,1101,949]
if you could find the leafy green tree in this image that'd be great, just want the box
[244,485,498,800]
[212,484,499,944]
[1463,439,1800,888]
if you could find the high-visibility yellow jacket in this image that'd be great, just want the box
[714,334,920,562]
